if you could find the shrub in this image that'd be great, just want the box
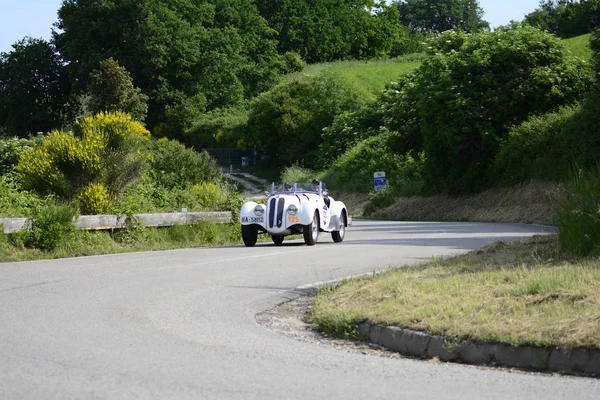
[375,25,592,193]
[77,182,111,215]
[554,164,600,256]
[322,134,423,194]
[247,72,364,168]
[281,51,306,73]
[17,112,150,205]
[493,105,582,184]
[0,174,47,217]
[189,182,227,209]
[146,138,219,190]
[24,203,77,251]
[85,58,148,122]
[184,105,249,149]
[0,134,46,175]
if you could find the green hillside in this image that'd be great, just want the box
[563,33,592,59]
[292,57,422,101]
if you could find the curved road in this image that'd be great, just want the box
[1,220,598,399]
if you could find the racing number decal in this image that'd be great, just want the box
[288,216,300,223]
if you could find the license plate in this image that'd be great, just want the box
[242,216,264,223]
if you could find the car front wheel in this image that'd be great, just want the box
[242,225,258,247]
[303,212,319,246]
[332,212,346,243]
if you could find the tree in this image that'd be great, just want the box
[255,0,407,62]
[55,0,282,136]
[86,58,148,122]
[525,0,600,38]
[396,0,489,34]
[0,38,70,137]
[246,73,364,168]
[377,25,591,193]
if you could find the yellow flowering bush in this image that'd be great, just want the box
[77,183,111,215]
[190,182,227,209]
[17,112,150,212]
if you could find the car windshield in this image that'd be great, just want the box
[271,182,326,194]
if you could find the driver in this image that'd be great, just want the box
[284,183,292,192]
[312,179,330,208]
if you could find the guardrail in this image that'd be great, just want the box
[0,211,233,234]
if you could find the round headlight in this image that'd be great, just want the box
[254,205,264,216]
[287,205,298,215]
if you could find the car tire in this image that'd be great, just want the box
[271,235,284,245]
[242,225,258,247]
[332,212,346,243]
[303,211,319,246]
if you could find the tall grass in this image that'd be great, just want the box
[563,33,592,60]
[554,164,600,256]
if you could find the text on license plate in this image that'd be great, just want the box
[242,216,264,223]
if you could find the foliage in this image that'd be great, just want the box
[23,203,77,251]
[0,38,70,137]
[55,0,282,133]
[0,134,46,175]
[281,52,306,74]
[17,112,150,205]
[525,0,600,38]
[322,134,424,194]
[493,105,582,185]
[377,25,592,193]
[184,105,249,149]
[85,58,148,122]
[0,174,47,217]
[255,0,408,63]
[77,182,111,215]
[397,0,489,33]
[145,138,219,190]
[319,105,383,164]
[554,164,600,256]
[247,72,364,169]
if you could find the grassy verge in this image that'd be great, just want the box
[308,234,600,349]
[0,222,243,263]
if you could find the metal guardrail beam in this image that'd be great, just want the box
[0,212,232,234]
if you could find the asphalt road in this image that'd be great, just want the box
[1,220,598,399]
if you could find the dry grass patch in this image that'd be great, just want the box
[369,181,562,225]
[308,234,600,348]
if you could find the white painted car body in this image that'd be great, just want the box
[240,182,349,246]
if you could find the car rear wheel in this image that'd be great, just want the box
[271,235,284,245]
[303,212,319,246]
[332,212,346,243]
[242,225,258,247]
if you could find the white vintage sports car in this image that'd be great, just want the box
[240,182,349,246]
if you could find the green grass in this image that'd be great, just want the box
[563,33,592,60]
[308,235,600,349]
[0,222,243,263]
[291,58,421,101]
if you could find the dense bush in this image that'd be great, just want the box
[0,135,46,175]
[321,134,423,194]
[0,174,47,217]
[24,203,77,251]
[493,105,588,184]
[374,25,592,193]
[145,138,219,190]
[17,112,150,207]
[184,105,249,149]
[554,164,600,256]
[247,72,364,169]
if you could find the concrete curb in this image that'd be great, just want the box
[358,322,600,377]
